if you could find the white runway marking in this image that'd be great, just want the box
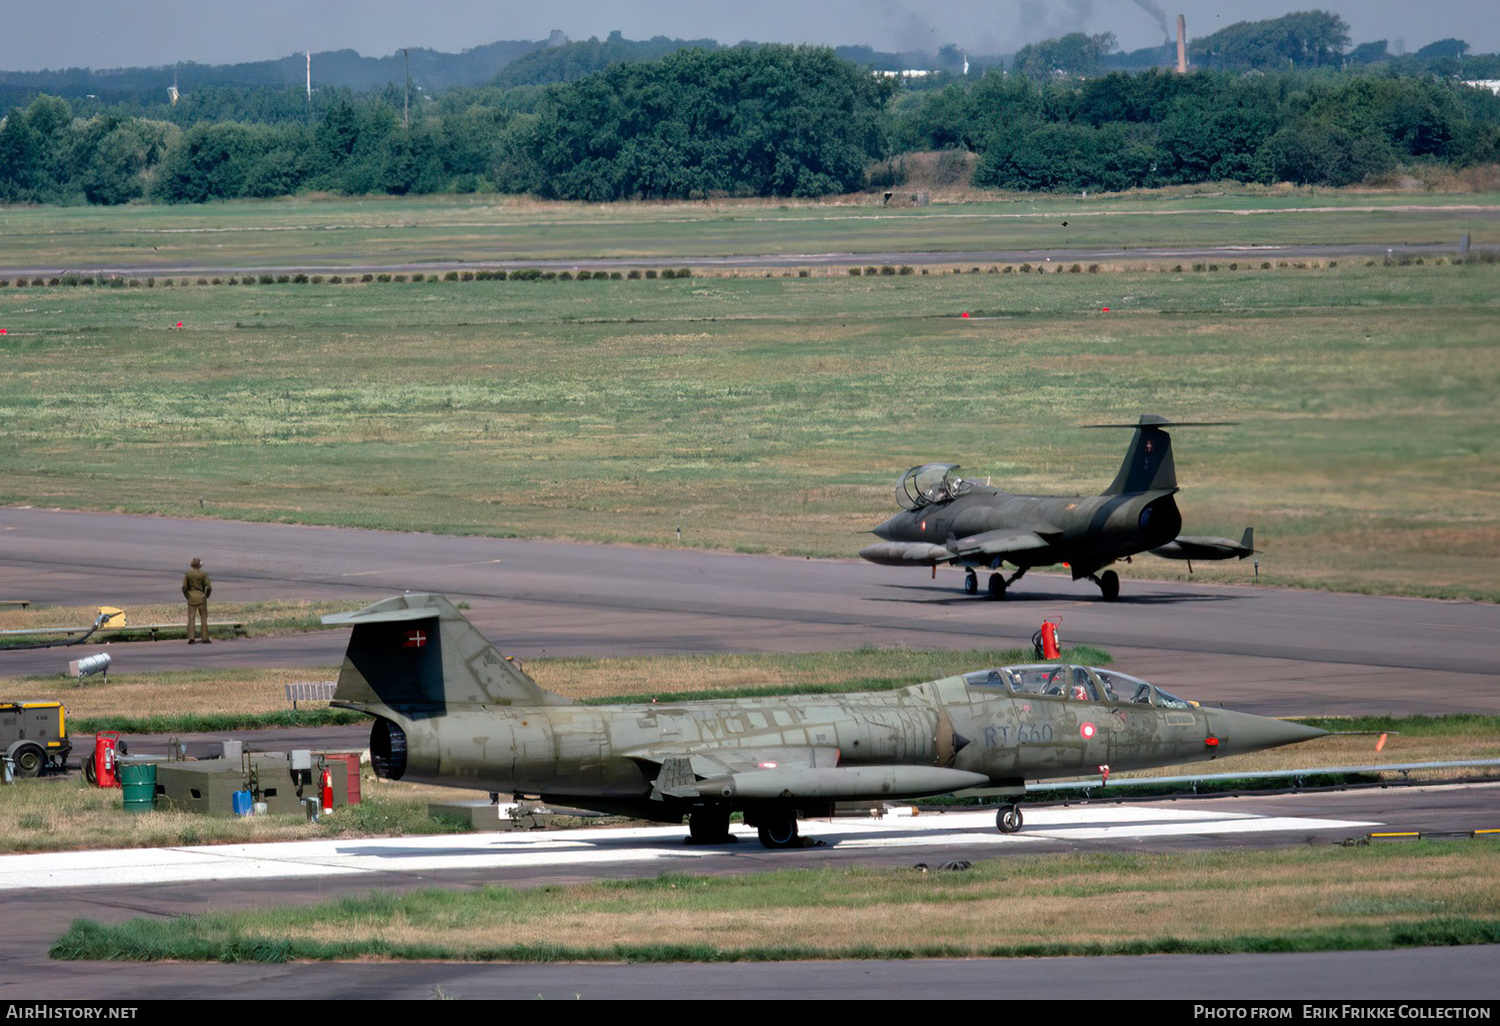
[0,806,1379,891]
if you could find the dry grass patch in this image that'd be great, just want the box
[82,844,1500,961]
[0,600,361,638]
[0,666,331,721]
[0,767,492,854]
[4,777,368,853]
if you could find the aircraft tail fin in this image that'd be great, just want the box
[1101,414,1178,495]
[323,594,572,715]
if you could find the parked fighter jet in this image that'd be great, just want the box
[859,414,1253,600]
[324,593,1323,849]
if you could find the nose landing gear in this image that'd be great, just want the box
[996,804,1024,834]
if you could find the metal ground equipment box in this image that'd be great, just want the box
[1,701,72,777]
[152,751,353,816]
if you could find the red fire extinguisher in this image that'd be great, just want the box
[1034,618,1062,660]
[321,767,334,813]
[93,731,121,788]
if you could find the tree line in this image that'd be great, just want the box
[2,43,1498,206]
[895,68,1500,191]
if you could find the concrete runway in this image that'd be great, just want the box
[0,803,1394,893]
[2,506,1499,999]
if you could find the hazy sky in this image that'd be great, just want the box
[4,0,1494,73]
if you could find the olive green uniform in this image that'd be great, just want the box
[182,567,212,643]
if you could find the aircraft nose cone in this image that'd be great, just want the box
[1204,709,1326,756]
[870,515,900,541]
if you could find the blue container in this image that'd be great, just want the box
[231,790,253,816]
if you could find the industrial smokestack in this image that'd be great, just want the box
[1177,14,1187,73]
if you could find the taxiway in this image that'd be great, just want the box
[2,507,1498,999]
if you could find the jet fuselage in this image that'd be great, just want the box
[369,671,1308,821]
[871,486,1182,577]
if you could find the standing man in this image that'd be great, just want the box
[182,557,212,644]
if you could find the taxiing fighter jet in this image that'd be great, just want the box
[859,414,1254,600]
[324,593,1322,849]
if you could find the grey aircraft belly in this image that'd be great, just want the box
[325,593,1323,848]
[859,414,1255,600]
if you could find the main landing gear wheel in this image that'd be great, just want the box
[757,816,800,849]
[988,573,1007,599]
[688,808,734,844]
[964,569,978,595]
[1097,570,1120,602]
[996,805,1024,834]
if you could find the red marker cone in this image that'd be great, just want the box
[1102,307,1110,313]
[961,311,970,318]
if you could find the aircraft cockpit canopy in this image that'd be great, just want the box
[963,664,1194,708]
[896,463,974,510]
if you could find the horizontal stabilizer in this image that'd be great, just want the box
[1083,415,1236,430]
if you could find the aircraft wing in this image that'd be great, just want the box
[858,527,1061,568]
[631,744,989,801]
[686,746,841,778]
[953,526,1061,559]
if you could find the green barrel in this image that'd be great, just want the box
[121,762,157,814]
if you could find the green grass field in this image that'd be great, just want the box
[3,244,1496,599]
[0,188,1496,270]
